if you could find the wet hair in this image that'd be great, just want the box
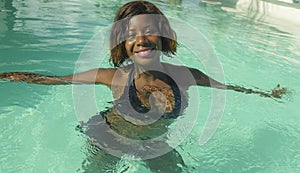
[110,1,178,67]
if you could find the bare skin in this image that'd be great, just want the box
[0,15,287,106]
[0,63,287,99]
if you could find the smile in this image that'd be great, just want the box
[134,49,153,57]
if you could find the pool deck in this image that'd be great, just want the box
[236,0,300,22]
[202,0,300,22]
[202,0,300,36]
[237,0,300,36]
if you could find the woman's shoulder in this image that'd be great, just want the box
[97,64,132,77]
[161,63,196,86]
[161,62,192,73]
[100,65,133,85]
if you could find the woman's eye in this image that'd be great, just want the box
[128,33,136,39]
[145,30,155,35]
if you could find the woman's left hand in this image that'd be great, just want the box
[271,84,288,99]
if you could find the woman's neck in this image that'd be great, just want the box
[133,62,165,78]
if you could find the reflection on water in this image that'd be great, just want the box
[0,0,16,35]
[0,0,120,52]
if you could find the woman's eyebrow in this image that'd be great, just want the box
[144,25,156,29]
[128,28,136,32]
[128,25,155,31]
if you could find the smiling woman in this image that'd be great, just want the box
[124,15,163,66]
[109,1,177,68]
[0,0,290,172]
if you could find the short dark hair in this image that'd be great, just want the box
[110,1,177,67]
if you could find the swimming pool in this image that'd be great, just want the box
[1,0,300,172]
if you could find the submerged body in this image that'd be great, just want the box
[78,64,189,172]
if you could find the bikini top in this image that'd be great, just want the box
[114,66,188,122]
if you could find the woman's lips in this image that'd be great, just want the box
[134,49,153,57]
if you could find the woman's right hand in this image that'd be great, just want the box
[0,72,64,84]
[0,72,31,82]
[0,68,115,85]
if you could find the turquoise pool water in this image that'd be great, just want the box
[1,0,300,172]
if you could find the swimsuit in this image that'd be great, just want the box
[79,65,188,157]
[114,65,188,121]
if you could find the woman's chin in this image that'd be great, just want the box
[133,57,159,66]
[132,54,161,66]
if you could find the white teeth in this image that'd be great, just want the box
[136,50,152,56]
[140,50,150,54]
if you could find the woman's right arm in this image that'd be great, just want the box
[0,68,116,85]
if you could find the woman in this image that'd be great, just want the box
[0,1,287,172]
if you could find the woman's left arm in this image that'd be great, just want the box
[188,67,226,88]
[189,68,288,99]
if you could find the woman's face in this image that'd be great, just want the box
[125,15,162,66]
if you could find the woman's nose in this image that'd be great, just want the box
[136,34,147,45]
